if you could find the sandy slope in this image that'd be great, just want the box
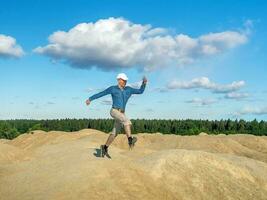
[0,129,267,200]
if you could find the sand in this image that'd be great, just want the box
[0,129,267,200]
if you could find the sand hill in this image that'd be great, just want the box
[0,129,267,200]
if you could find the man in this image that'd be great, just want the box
[85,73,147,158]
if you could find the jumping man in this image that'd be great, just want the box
[85,73,147,158]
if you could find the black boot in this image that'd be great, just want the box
[128,136,137,149]
[100,145,111,158]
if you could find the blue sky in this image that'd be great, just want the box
[1,0,267,120]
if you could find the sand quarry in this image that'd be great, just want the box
[0,129,267,200]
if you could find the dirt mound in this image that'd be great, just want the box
[137,149,267,199]
[0,143,28,163]
[0,139,10,144]
[0,129,267,200]
[7,129,95,150]
[199,132,208,136]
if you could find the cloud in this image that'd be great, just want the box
[101,98,112,105]
[0,34,24,58]
[86,88,94,92]
[186,97,218,106]
[243,19,254,35]
[151,87,169,93]
[167,77,245,93]
[237,106,267,115]
[224,92,249,99]
[34,17,248,71]
[145,108,154,112]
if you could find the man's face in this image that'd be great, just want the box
[117,78,126,88]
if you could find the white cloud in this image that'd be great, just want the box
[145,108,154,112]
[151,87,169,93]
[34,17,248,71]
[225,92,249,99]
[237,106,267,115]
[199,31,247,52]
[186,97,218,105]
[47,101,55,105]
[167,77,245,93]
[0,34,24,58]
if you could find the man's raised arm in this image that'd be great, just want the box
[130,77,147,94]
[86,86,112,105]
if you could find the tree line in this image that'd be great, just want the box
[0,118,266,140]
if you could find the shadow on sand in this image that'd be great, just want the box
[93,148,102,157]
[93,147,112,159]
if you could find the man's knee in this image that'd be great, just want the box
[110,131,119,138]
[123,124,132,134]
[123,124,132,129]
[123,120,132,127]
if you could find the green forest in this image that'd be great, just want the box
[0,118,267,140]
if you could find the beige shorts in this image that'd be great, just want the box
[109,108,132,136]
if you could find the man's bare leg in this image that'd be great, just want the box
[101,121,120,158]
[105,134,116,146]
[101,134,116,158]
[124,124,132,138]
[104,120,120,147]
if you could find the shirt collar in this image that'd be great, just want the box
[117,84,125,90]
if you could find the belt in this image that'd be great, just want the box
[112,107,125,113]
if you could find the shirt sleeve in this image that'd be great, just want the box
[88,86,112,101]
[129,82,146,94]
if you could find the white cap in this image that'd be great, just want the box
[116,73,128,81]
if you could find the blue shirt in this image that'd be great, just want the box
[88,83,146,111]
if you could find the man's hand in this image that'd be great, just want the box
[85,99,91,106]
[142,76,148,84]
